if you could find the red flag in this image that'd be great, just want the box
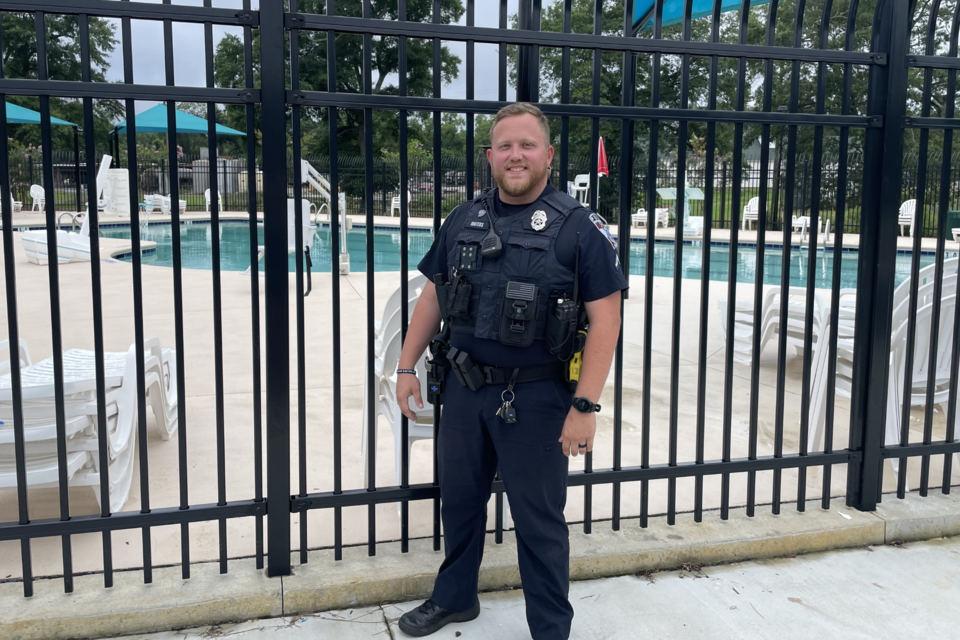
[597,136,609,177]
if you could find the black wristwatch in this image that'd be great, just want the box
[572,397,601,414]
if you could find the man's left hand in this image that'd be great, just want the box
[559,408,596,458]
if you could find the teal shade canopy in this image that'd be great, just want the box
[5,102,77,127]
[113,104,245,136]
[634,0,770,32]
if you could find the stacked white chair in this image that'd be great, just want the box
[0,338,178,512]
[30,184,45,212]
[741,196,760,230]
[899,199,917,237]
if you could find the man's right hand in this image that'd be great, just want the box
[396,372,423,421]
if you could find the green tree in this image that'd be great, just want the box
[1,12,122,153]
[213,0,465,178]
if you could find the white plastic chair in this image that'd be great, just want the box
[572,174,590,205]
[390,191,412,217]
[30,184,45,212]
[375,273,428,338]
[899,199,917,237]
[742,197,760,230]
[204,188,223,213]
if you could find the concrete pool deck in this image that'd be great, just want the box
[0,210,958,582]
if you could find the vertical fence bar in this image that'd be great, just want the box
[940,3,960,494]
[326,0,344,562]
[612,0,636,532]
[0,35,33,599]
[897,2,934,499]
[399,0,411,554]
[918,1,949,496]
[431,0,443,552]
[695,0,724,523]
[666,0,694,527]
[241,0,265,570]
[363,0,378,556]
[261,0,292,577]
[640,0,664,529]
[559,0,571,208]
[822,0,858,510]
[35,9,74,593]
[78,12,114,586]
[721,0,751,521]
[203,0,229,571]
[749,0,780,517]
[771,0,806,515]
[289,0,309,565]
[582,0,604,535]
[796,0,833,510]
[847,0,909,511]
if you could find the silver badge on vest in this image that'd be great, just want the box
[531,209,548,231]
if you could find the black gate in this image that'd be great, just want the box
[0,0,957,596]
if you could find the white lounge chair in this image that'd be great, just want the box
[0,338,178,512]
[205,188,223,213]
[632,207,669,229]
[157,194,187,216]
[742,197,759,230]
[390,191,412,217]
[21,155,113,265]
[899,199,917,237]
[30,184,45,212]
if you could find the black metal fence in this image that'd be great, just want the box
[14,148,960,238]
[0,0,958,603]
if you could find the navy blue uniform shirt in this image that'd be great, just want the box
[418,182,629,368]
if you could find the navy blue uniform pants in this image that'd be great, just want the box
[430,373,574,640]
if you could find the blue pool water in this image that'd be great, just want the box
[104,222,935,290]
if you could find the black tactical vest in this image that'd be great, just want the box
[441,188,583,347]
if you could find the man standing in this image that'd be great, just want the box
[394,103,627,640]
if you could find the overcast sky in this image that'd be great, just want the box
[101,0,525,120]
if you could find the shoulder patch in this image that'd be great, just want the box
[588,212,621,269]
[589,212,617,250]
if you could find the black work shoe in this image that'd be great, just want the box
[397,599,481,637]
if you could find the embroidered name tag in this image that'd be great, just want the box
[467,220,489,230]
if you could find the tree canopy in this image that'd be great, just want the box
[1,12,122,152]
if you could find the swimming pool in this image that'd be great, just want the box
[104,222,934,290]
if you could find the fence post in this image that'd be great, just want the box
[260,0,292,576]
[846,0,910,511]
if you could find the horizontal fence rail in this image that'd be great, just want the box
[0,0,957,600]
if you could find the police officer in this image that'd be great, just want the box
[394,103,628,640]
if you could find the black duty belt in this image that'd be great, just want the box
[480,361,564,385]
[446,345,565,391]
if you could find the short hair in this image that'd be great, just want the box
[490,103,551,147]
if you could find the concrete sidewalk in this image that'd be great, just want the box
[107,535,960,640]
